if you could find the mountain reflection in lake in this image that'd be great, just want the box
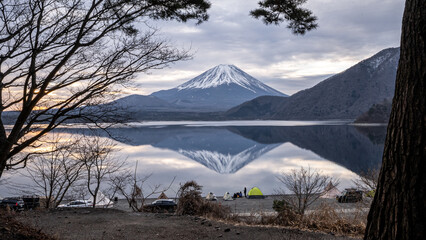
[0,123,386,196]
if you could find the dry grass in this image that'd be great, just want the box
[176,180,230,218]
[0,209,57,240]
[222,202,367,238]
[199,201,231,219]
[176,180,367,238]
[302,203,367,236]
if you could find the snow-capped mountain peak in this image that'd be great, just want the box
[151,64,287,111]
[177,64,277,94]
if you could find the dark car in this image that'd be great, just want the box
[144,199,177,213]
[337,189,363,203]
[22,196,41,210]
[0,198,25,211]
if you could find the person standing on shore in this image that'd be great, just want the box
[244,187,247,197]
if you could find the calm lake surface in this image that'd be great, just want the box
[0,121,386,197]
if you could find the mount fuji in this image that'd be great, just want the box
[151,64,287,111]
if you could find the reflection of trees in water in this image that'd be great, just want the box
[354,126,387,145]
[227,125,386,174]
[56,125,386,175]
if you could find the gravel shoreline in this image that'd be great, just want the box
[13,208,361,240]
[4,196,368,239]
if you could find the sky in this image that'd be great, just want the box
[128,0,405,96]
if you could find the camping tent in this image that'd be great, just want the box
[321,182,341,199]
[206,192,217,201]
[158,192,168,199]
[247,187,265,199]
[88,192,113,208]
[223,192,233,201]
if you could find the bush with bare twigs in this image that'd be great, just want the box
[276,166,339,215]
[176,181,203,215]
[352,167,380,198]
[176,181,230,218]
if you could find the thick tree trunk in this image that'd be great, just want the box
[0,144,11,178]
[364,0,426,239]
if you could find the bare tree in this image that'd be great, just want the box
[111,161,174,212]
[24,135,84,208]
[76,135,124,208]
[352,167,379,196]
[276,166,339,215]
[0,0,211,178]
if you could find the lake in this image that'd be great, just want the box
[0,121,386,197]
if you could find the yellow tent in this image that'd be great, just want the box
[247,187,265,199]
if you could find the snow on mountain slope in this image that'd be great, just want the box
[151,64,287,110]
[178,143,280,174]
[362,48,399,70]
[177,64,280,94]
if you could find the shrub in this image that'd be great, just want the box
[199,201,230,219]
[176,180,230,218]
[176,181,204,215]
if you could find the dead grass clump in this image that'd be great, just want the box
[272,202,367,236]
[176,181,203,215]
[274,199,302,226]
[199,201,231,219]
[225,202,366,237]
[176,181,230,218]
[304,203,366,235]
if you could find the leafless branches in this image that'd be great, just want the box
[352,167,379,194]
[24,135,84,208]
[276,166,339,215]
[111,161,175,212]
[76,135,124,208]
[21,133,126,208]
[0,0,210,177]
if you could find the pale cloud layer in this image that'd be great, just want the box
[128,0,405,96]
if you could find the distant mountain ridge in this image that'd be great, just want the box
[151,64,287,110]
[112,94,178,111]
[227,47,399,120]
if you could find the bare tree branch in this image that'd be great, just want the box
[0,0,211,177]
[276,166,339,215]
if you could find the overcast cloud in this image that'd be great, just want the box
[128,0,405,96]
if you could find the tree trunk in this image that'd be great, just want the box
[364,0,426,239]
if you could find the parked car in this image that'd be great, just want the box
[58,200,92,208]
[0,198,25,211]
[144,199,177,212]
[22,196,41,209]
[337,189,363,203]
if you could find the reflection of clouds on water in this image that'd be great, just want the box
[0,122,385,196]
[116,142,368,196]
